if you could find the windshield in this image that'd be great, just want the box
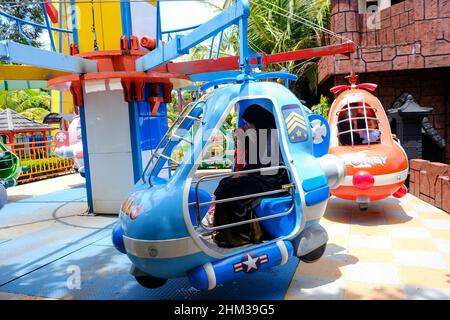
[337,97,381,146]
[142,100,207,184]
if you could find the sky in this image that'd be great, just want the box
[160,0,225,32]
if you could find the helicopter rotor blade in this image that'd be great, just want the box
[153,42,356,77]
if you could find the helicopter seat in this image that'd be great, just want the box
[254,196,295,238]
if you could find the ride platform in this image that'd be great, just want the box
[0,174,449,300]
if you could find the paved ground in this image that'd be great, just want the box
[0,174,449,300]
[286,196,450,300]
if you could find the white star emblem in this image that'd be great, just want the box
[242,254,258,272]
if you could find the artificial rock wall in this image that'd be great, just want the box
[409,159,450,213]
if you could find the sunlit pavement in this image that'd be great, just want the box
[286,195,450,300]
[0,174,449,300]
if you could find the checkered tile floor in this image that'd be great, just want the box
[285,194,450,300]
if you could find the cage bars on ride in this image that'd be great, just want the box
[191,165,295,232]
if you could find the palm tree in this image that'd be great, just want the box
[0,89,50,122]
[195,0,331,96]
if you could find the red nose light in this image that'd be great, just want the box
[353,171,374,190]
[393,185,408,198]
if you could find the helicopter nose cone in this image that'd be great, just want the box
[317,154,346,189]
[353,171,374,190]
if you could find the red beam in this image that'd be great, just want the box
[152,42,356,76]
[262,42,357,65]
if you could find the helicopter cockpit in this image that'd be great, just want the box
[114,79,346,289]
[142,93,297,253]
[336,94,382,147]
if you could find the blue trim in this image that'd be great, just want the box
[58,0,63,53]
[0,41,97,73]
[136,0,250,71]
[238,6,250,74]
[58,1,63,118]
[156,2,161,47]
[70,0,79,45]
[304,186,329,207]
[129,102,143,183]
[63,0,70,48]
[17,24,32,46]
[0,9,72,34]
[302,176,328,192]
[79,106,93,213]
[39,1,56,51]
[216,30,224,59]
[120,0,133,42]
[161,24,201,35]
[253,72,298,81]
[208,34,216,59]
[189,70,242,82]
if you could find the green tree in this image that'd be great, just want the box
[196,0,331,99]
[0,89,50,122]
[0,0,44,47]
[311,95,330,118]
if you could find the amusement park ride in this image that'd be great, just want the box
[0,140,24,209]
[0,0,410,290]
[54,115,85,177]
[327,75,409,210]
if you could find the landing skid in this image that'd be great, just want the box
[356,196,370,211]
[299,243,327,263]
[358,203,369,211]
[131,265,168,289]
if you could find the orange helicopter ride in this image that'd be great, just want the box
[327,73,409,210]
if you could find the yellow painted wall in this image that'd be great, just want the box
[75,1,123,52]
[49,1,156,115]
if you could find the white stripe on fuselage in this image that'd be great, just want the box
[339,168,408,187]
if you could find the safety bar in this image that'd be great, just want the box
[337,128,382,135]
[337,106,377,113]
[155,153,180,166]
[142,101,206,185]
[185,115,206,124]
[337,117,379,124]
[171,134,193,145]
[191,165,295,232]
[346,98,354,145]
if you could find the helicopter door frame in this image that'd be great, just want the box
[182,94,307,259]
[190,165,295,231]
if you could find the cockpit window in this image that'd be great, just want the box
[337,100,381,146]
[143,101,206,184]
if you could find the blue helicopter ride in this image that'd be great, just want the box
[111,0,351,290]
[112,73,347,290]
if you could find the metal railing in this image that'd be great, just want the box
[190,165,295,232]
[0,6,74,50]
[337,99,381,146]
[6,139,74,184]
[142,100,206,186]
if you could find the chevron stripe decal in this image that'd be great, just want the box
[282,104,308,143]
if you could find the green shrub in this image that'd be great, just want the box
[311,95,331,119]
[19,157,72,179]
